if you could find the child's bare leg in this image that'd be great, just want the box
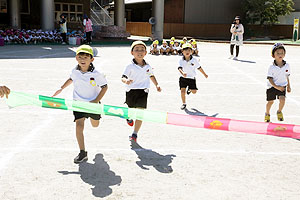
[134,119,143,133]
[75,118,85,150]
[266,100,274,114]
[278,96,285,112]
[181,88,186,104]
[90,118,100,127]
[191,89,197,94]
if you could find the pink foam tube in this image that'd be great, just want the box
[167,113,300,139]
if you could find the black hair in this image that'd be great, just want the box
[272,45,286,56]
[233,16,241,24]
[77,52,93,58]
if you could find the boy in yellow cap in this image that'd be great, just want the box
[178,43,208,110]
[121,41,161,142]
[191,41,199,56]
[53,45,108,163]
[150,40,160,55]
[169,41,175,55]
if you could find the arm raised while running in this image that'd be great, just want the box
[52,78,73,97]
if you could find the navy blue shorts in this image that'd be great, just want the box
[73,111,101,122]
[266,87,286,101]
[125,89,148,109]
[179,77,198,90]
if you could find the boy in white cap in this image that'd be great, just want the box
[178,43,208,110]
[121,41,161,142]
[53,45,108,163]
[160,40,170,55]
[265,43,291,122]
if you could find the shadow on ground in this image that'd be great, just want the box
[131,142,176,173]
[58,153,121,198]
[184,108,218,117]
[234,59,256,64]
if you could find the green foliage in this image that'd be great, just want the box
[242,0,294,25]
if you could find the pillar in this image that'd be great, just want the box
[10,0,21,28]
[41,0,55,31]
[152,0,164,41]
[114,0,125,29]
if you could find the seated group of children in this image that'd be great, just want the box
[0,28,85,45]
[149,37,199,56]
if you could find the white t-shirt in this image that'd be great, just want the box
[122,60,154,91]
[150,44,160,50]
[178,56,201,79]
[160,45,169,50]
[267,61,290,89]
[70,65,107,102]
[174,46,181,51]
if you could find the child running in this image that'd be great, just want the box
[121,41,161,142]
[265,43,291,122]
[53,45,108,163]
[178,43,208,110]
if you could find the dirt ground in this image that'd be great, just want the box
[0,42,300,200]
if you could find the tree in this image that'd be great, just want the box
[242,0,294,25]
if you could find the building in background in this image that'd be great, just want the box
[126,0,300,40]
[0,0,90,30]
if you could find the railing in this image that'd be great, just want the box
[90,1,113,26]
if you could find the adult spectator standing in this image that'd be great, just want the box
[83,14,93,45]
[59,14,68,44]
[229,16,244,60]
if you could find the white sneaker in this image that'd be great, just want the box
[233,56,238,60]
[228,55,234,59]
[180,104,187,110]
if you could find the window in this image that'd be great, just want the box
[20,0,30,14]
[0,0,7,13]
[55,3,83,22]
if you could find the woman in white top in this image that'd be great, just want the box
[229,16,244,60]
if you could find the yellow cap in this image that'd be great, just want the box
[131,40,147,51]
[76,45,93,57]
[170,41,174,45]
[171,37,175,41]
[182,43,192,49]
[192,41,197,45]
[153,40,159,45]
